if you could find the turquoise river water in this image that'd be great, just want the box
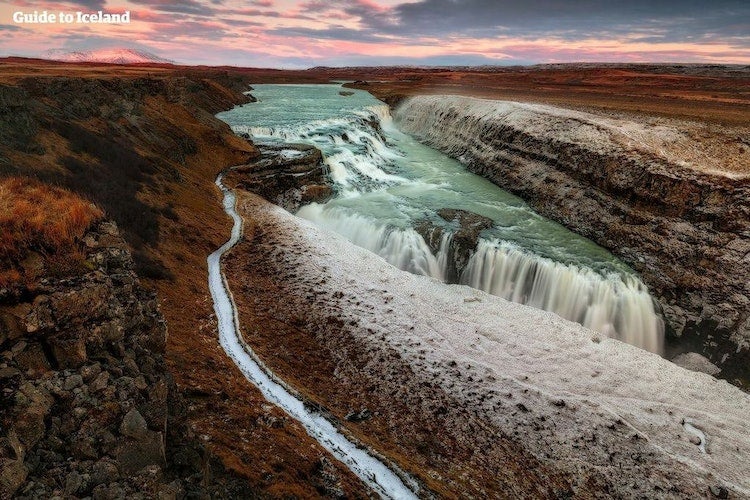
[217,84,664,353]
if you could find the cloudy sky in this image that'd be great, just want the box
[1,0,748,67]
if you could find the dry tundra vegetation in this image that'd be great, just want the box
[0,176,103,288]
[0,60,375,497]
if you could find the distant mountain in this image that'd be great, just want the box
[43,48,173,65]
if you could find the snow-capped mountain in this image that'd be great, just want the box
[43,48,173,65]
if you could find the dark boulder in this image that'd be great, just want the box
[416,208,494,282]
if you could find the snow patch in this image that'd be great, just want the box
[683,420,707,454]
[243,193,750,495]
[43,48,172,64]
[395,95,737,177]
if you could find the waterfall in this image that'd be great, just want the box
[461,240,664,353]
[226,84,665,354]
[233,111,407,196]
[298,205,664,353]
[298,203,444,278]
[360,104,393,125]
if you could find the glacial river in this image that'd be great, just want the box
[218,84,664,353]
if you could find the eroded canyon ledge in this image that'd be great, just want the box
[385,94,749,380]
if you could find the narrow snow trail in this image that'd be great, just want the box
[207,174,419,500]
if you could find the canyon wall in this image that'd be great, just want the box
[0,222,255,498]
[0,65,369,496]
[395,96,750,380]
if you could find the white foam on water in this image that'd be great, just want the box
[299,203,664,353]
[298,203,444,279]
[221,85,666,354]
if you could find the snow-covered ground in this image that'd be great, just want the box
[208,176,419,499]
[238,191,750,496]
[396,95,747,179]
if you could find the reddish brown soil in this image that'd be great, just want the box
[332,65,750,125]
[4,57,746,124]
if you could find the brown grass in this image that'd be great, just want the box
[0,176,103,286]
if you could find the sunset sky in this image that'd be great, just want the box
[1,0,749,67]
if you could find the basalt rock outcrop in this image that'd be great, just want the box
[395,95,750,382]
[230,143,332,212]
[416,208,494,282]
[0,222,255,498]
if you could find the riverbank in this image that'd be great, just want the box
[221,182,750,498]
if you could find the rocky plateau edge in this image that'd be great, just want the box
[394,95,750,384]
[0,222,255,499]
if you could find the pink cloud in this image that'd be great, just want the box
[1,0,748,66]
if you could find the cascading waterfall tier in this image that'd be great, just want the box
[462,240,664,353]
[297,204,663,353]
[297,203,445,278]
[218,84,665,354]
[230,103,401,196]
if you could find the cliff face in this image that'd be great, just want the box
[0,222,254,498]
[0,74,258,278]
[395,96,750,381]
[0,64,369,496]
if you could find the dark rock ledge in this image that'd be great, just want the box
[416,208,494,282]
[230,142,333,212]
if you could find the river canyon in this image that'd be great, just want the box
[2,60,748,499]
[219,84,665,353]
[212,82,750,497]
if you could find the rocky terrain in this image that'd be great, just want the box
[0,221,254,498]
[415,209,493,282]
[0,59,369,497]
[341,64,750,128]
[230,142,332,212]
[392,95,750,384]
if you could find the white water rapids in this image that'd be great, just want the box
[218,84,664,354]
[208,174,419,499]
